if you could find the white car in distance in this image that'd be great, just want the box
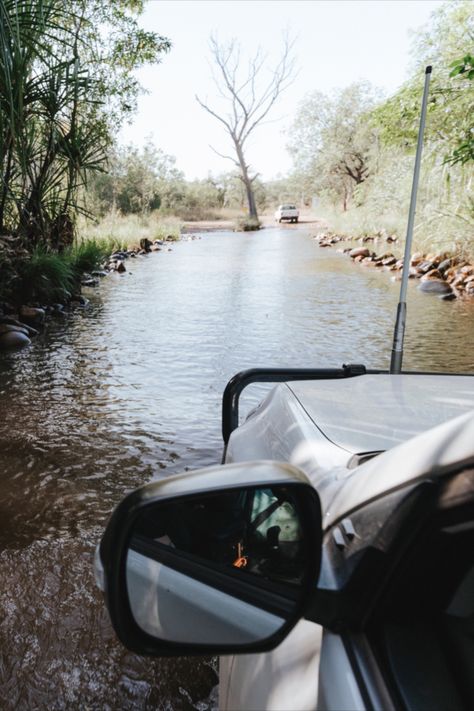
[274,204,299,223]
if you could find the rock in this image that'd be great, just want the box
[386,235,397,243]
[72,294,88,306]
[440,292,457,301]
[420,269,443,281]
[91,270,108,278]
[165,235,176,241]
[127,244,140,253]
[110,252,125,261]
[416,260,435,274]
[418,279,452,294]
[410,252,425,266]
[437,258,454,273]
[81,277,99,287]
[139,238,152,253]
[461,265,474,276]
[0,316,38,336]
[116,261,126,273]
[19,305,45,326]
[129,253,137,258]
[0,323,30,336]
[382,256,397,266]
[349,247,370,259]
[151,244,161,252]
[0,330,31,350]
[153,239,164,246]
[138,249,147,255]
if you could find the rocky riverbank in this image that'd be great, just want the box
[0,234,198,352]
[315,232,474,301]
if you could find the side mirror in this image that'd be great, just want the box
[96,461,322,656]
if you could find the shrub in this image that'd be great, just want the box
[69,239,110,275]
[16,248,75,304]
[234,215,262,232]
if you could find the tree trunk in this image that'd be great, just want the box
[235,141,258,219]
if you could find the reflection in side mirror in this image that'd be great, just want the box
[126,485,315,647]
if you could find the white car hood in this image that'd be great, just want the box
[288,374,474,454]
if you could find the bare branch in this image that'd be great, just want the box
[196,31,297,218]
[209,144,239,166]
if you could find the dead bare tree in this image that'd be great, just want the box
[196,34,296,222]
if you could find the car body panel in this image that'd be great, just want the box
[288,374,474,455]
[221,374,474,710]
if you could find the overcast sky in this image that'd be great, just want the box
[119,0,443,180]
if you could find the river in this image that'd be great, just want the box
[0,227,473,709]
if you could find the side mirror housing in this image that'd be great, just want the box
[96,461,322,657]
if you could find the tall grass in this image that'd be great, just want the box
[78,212,182,245]
[318,149,474,258]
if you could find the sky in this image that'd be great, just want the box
[119,0,444,180]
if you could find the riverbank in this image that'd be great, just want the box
[0,232,187,352]
[314,232,474,301]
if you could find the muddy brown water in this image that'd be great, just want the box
[0,229,473,709]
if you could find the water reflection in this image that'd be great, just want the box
[0,228,472,707]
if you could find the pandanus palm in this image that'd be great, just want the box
[0,0,107,247]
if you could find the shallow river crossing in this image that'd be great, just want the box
[0,228,473,708]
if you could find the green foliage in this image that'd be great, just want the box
[16,247,75,303]
[446,53,474,164]
[78,212,181,246]
[286,1,474,256]
[0,0,170,250]
[68,239,110,274]
[288,82,382,210]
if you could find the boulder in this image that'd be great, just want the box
[349,247,370,259]
[410,252,425,266]
[416,260,435,274]
[116,261,126,273]
[0,323,29,336]
[91,270,108,278]
[420,269,443,281]
[418,279,452,294]
[440,292,457,301]
[382,256,397,266]
[139,238,152,252]
[0,330,31,350]
[437,258,454,273]
[19,305,45,326]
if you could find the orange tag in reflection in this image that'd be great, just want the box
[233,556,248,568]
[233,542,248,568]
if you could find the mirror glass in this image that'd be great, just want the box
[125,484,314,646]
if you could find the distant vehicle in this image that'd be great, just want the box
[274,204,299,223]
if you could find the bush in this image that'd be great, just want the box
[69,239,110,275]
[234,215,262,232]
[16,248,75,304]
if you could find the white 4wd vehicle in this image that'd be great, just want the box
[274,204,299,223]
[95,365,474,711]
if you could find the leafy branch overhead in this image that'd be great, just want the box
[446,53,474,164]
[0,0,170,247]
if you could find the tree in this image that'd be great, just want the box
[289,82,381,210]
[196,34,296,222]
[0,0,170,247]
